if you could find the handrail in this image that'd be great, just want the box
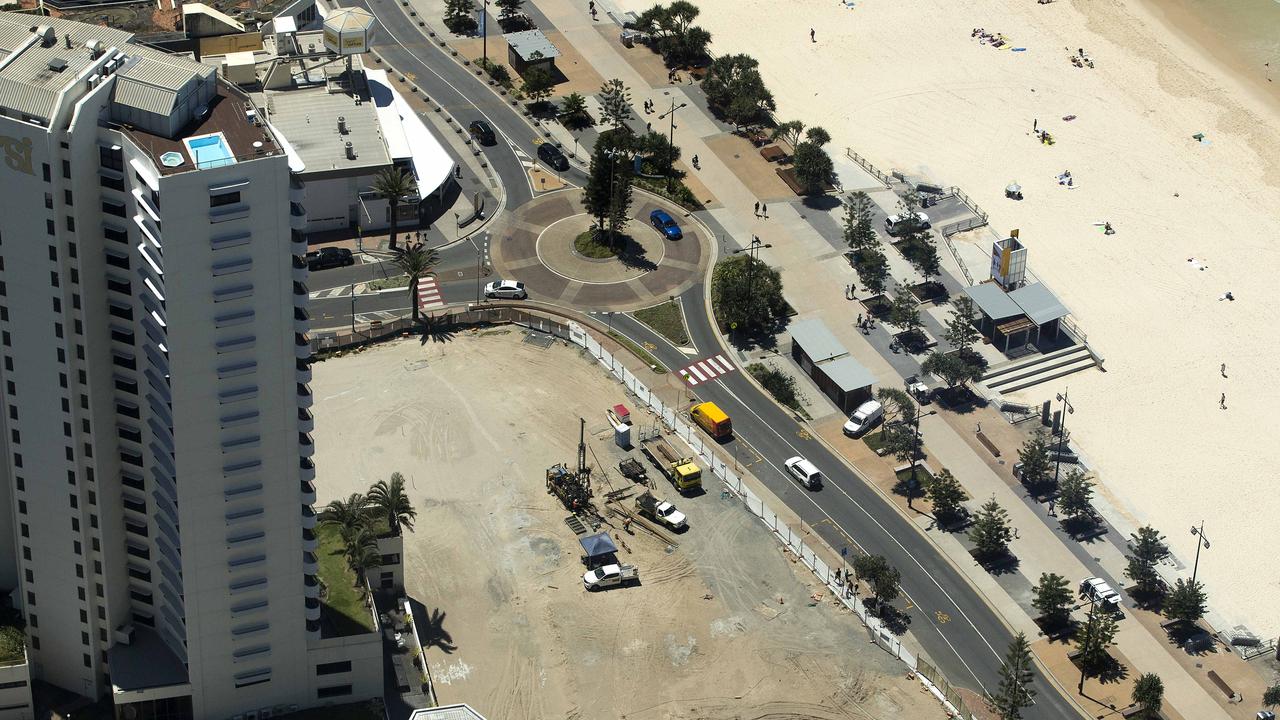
[844,148,893,189]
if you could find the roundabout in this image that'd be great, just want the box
[488,190,708,312]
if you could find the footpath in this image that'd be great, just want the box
[494,0,1264,712]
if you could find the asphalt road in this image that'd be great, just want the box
[353,6,1083,717]
[611,303,1082,720]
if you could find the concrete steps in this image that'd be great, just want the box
[982,344,1097,394]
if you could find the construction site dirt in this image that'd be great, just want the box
[311,330,945,720]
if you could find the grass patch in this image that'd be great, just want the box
[607,331,667,373]
[317,523,376,637]
[573,230,620,259]
[633,301,689,346]
[367,274,410,291]
[862,429,891,455]
[894,465,935,486]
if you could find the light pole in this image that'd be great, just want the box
[657,98,687,192]
[350,281,356,336]
[481,0,489,68]
[1052,388,1074,486]
[907,407,938,505]
[1078,595,1099,694]
[732,236,771,329]
[1189,521,1210,587]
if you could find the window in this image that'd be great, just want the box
[65,216,74,232]
[42,163,50,182]
[316,685,352,699]
[46,219,55,236]
[62,160,70,178]
[210,191,241,207]
[102,201,126,218]
[99,146,123,172]
[64,190,73,206]
[44,193,52,209]
[99,175,124,192]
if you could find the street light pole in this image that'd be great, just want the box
[657,99,687,192]
[1078,596,1098,694]
[1189,521,1210,587]
[350,281,356,336]
[1052,388,1074,486]
[732,236,771,329]
[481,0,489,68]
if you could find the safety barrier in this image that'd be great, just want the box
[567,320,976,720]
[844,148,894,188]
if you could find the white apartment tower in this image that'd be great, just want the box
[0,13,377,719]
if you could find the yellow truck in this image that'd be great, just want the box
[639,435,702,493]
[690,401,732,439]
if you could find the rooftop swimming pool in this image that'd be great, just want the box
[184,132,236,168]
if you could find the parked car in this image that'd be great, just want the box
[1078,576,1123,614]
[305,247,355,271]
[483,280,527,299]
[467,120,496,146]
[842,400,884,437]
[537,142,569,171]
[884,211,931,236]
[904,374,933,403]
[784,456,823,489]
[648,209,683,240]
[583,563,639,591]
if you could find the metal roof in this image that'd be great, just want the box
[1009,282,1069,325]
[120,54,206,89]
[820,356,877,392]
[113,77,179,115]
[964,283,1023,321]
[324,7,375,33]
[504,29,561,61]
[266,82,391,174]
[410,705,488,720]
[790,318,847,364]
[0,75,56,119]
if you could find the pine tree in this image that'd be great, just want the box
[1262,683,1280,708]
[969,497,1013,561]
[598,79,632,129]
[1124,526,1167,596]
[925,468,967,525]
[944,295,981,354]
[888,285,923,337]
[1078,602,1118,673]
[987,632,1036,720]
[1031,572,1073,627]
[1017,429,1053,490]
[1056,468,1095,521]
[842,192,877,253]
[1163,578,1208,623]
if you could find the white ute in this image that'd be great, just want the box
[583,563,639,591]
[1078,576,1123,613]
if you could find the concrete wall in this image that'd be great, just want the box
[0,650,32,720]
[304,632,381,706]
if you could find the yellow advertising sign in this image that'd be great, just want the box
[0,135,34,176]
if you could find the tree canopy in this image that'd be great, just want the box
[926,468,968,525]
[598,79,633,129]
[1017,429,1053,490]
[792,141,833,195]
[1163,578,1208,623]
[700,54,774,128]
[969,497,1013,560]
[711,253,788,331]
[852,553,900,610]
[1031,572,1073,627]
[1125,526,1167,597]
[1132,673,1164,719]
[1056,469,1095,521]
[988,632,1036,720]
[843,192,877,252]
[633,1,711,65]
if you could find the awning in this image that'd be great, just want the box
[820,355,876,392]
[579,532,617,559]
[1009,282,1070,325]
[964,283,1023,321]
[789,318,847,364]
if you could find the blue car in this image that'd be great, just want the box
[649,209,683,240]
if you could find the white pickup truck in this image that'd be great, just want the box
[1079,576,1122,614]
[584,564,639,591]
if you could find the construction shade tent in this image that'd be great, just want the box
[579,532,618,562]
[963,281,1070,352]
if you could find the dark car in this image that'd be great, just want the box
[468,120,496,146]
[537,142,569,171]
[305,247,355,271]
[648,209,683,240]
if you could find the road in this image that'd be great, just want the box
[348,5,1083,717]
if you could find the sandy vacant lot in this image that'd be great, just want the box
[310,331,943,719]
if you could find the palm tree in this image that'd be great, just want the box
[342,527,382,587]
[320,493,369,535]
[391,244,440,324]
[370,167,418,251]
[368,472,417,535]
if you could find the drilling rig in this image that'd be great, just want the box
[546,418,594,511]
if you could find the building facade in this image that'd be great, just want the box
[0,13,377,718]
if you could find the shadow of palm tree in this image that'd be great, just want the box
[413,603,457,654]
[417,317,459,344]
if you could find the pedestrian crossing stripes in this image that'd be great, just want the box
[678,354,736,386]
[417,274,444,310]
[309,286,352,299]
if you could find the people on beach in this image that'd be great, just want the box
[1220,393,1227,410]
[761,202,768,217]
[810,28,816,42]
[754,201,760,216]
[1221,362,1227,378]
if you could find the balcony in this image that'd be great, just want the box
[298,407,314,433]
[301,504,317,530]
[305,596,320,621]
[294,333,311,360]
[289,177,306,204]
[301,479,316,505]
[289,202,307,230]
[296,359,312,384]
[293,281,308,298]
[302,527,317,552]
[297,382,313,409]
[299,457,316,483]
[299,432,315,458]
[292,254,309,283]
[302,551,318,575]
[294,306,310,334]
[306,619,321,640]
[304,573,320,598]
[291,229,307,255]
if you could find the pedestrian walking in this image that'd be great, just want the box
[1014,528,1020,539]
[1033,118,1038,132]
[857,313,863,326]
[810,28,816,42]
[1220,362,1227,378]
[761,202,768,218]
[1220,393,1227,409]
[754,201,760,217]
[1047,499,1056,517]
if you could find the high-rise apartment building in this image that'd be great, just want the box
[0,12,380,718]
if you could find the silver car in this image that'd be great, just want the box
[483,280,527,299]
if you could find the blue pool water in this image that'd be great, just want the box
[184,133,236,168]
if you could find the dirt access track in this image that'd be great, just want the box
[311,330,945,719]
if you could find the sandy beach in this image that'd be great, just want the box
[609,0,1280,637]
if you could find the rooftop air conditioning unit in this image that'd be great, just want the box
[86,39,101,58]
[35,25,55,47]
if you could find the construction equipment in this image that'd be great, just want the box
[618,457,648,484]
[546,418,594,511]
[639,432,702,493]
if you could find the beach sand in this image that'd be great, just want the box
[610,0,1280,636]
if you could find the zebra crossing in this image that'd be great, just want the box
[417,274,444,310]
[309,285,352,300]
[678,354,737,386]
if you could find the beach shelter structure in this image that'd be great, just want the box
[964,281,1070,353]
[505,29,561,75]
[790,318,877,411]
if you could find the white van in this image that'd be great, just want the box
[784,456,823,489]
[842,400,884,437]
[884,212,930,236]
